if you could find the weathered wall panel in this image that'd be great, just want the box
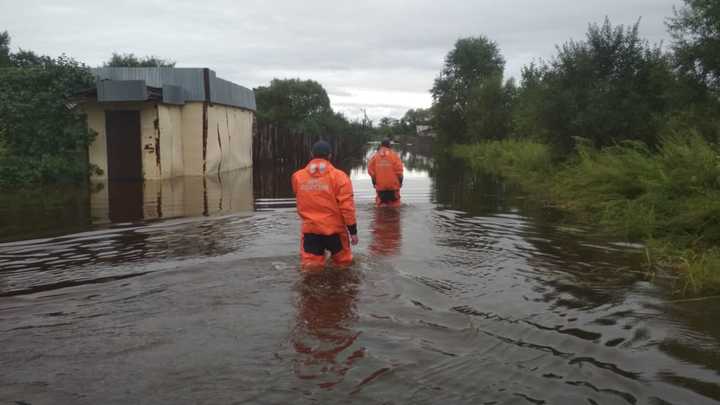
[155,104,183,179]
[180,102,205,176]
[204,104,253,177]
[139,104,161,180]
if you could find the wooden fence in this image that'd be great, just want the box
[253,121,365,168]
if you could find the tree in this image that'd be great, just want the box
[377,117,402,137]
[465,75,515,141]
[668,0,720,92]
[512,63,550,141]
[512,19,676,152]
[0,31,10,67]
[0,32,96,186]
[254,78,334,136]
[105,52,175,67]
[431,36,506,144]
[400,108,432,133]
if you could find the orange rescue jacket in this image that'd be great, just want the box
[292,159,357,236]
[368,147,404,191]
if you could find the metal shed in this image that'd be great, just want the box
[81,67,256,181]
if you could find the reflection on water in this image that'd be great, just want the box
[1,146,720,404]
[92,168,254,224]
[0,185,91,243]
[369,207,402,257]
[292,270,363,389]
[0,168,254,242]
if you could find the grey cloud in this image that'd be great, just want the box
[0,0,680,120]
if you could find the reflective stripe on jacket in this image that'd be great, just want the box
[292,159,357,235]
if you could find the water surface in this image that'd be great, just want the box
[1,148,719,404]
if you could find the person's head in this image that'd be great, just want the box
[311,140,332,159]
[381,138,392,148]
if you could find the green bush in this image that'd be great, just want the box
[452,139,553,189]
[555,134,720,243]
[0,36,96,187]
[455,135,720,295]
[511,20,676,152]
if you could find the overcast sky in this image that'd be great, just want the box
[0,0,680,121]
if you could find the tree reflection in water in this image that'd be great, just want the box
[369,207,402,257]
[291,270,364,389]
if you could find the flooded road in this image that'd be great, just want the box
[1,148,719,404]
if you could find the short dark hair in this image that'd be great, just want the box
[381,138,391,147]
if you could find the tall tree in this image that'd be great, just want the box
[512,19,676,152]
[0,31,10,67]
[431,36,506,144]
[668,0,720,92]
[465,75,515,141]
[400,108,432,133]
[105,52,175,67]
[254,78,334,136]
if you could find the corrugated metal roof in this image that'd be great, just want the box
[211,77,257,111]
[162,84,186,105]
[91,67,255,111]
[97,80,148,102]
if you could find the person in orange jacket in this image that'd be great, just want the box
[292,140,359,269]
[368,138,404,207]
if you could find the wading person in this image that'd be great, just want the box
[292,140,359,269]
[368,138,404,207]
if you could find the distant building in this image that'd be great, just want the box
[416,125,436,138]
[78,67,256,180]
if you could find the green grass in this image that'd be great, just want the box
[452,139,553,194]
[453,134,720,295]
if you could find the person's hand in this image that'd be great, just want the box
[350,234,359,246]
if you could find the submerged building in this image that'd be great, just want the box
[80,67,256,180]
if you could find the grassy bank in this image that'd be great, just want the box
[452,135,720,295]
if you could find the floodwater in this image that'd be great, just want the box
[1,148,719,404]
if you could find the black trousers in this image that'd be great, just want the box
[377,190,399,203]
[302,233,343,256]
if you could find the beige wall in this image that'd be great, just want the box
[86,100,253,180]
[139,105,160,180]
[83,103,160,179]
[84,101,156,180]
[180,102,204,176]
[131,103,186,181]
[204,104,254,177]
[85,103,108,179]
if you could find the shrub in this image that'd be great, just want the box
[0,45,96,187]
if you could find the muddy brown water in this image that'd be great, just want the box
[1,148,719,404]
